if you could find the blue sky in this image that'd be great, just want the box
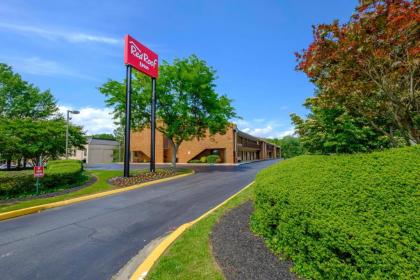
[0,0,357,137]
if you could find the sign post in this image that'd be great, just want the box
[34,165,44,194]
[124,65,132,177]
[123,34,159,177]
[150,78,156,172]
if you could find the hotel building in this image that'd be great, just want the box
[130,125,280,164]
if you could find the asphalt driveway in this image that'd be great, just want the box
[0,160,278,280]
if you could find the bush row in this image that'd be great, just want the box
[188,154,221,164]
[0,160,85,198]
[251,146,420,279]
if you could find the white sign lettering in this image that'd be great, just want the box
[129,41,158,68]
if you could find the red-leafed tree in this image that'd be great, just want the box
[295,0,419,147]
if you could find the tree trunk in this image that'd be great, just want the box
[170,139,179,168]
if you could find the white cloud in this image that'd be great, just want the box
[66,33,120,45]
[1,56,96,80]
[242,125,274,136]
[236,119,295,139]
[58,105,116,135]
[277,128,295,138]
[0,22,120,45]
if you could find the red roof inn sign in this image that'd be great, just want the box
[123,34,158,177]
[124,35,158,78]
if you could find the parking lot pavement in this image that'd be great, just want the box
[0,159,279,280]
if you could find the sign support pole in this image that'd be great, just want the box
[35,155,42,194]
[150,78,156,172]
[124,65,132,177]
[36,178,40,194]
[124,34,158,174]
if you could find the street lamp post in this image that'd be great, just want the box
[66,110,80,159]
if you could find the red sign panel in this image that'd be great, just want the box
[34,166,44,178]
[124,34,158,78]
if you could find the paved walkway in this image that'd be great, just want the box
[0,160,278,280]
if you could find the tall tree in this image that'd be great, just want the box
[100,55,237,167]
[268,136,304,158]
[157,55,237,166]
[291,100,394,154]
[0,63,57,119]
[0,64,85,168]
[0,118,86,167]
[295,0,419,146]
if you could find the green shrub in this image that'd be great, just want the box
[207,154,221,163]
[188,159,202,163]
[251,146,420,280]
[200,156,207,163]
[0,160,85,198]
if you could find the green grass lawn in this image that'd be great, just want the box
[147,184,255,280]
[0,168,191,213]
[0,170,120,213]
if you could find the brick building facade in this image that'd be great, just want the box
[130,125,280,164]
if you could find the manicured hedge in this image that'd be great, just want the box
[0,160,85,198]
[207,154,221,163]
[251,146,420,280]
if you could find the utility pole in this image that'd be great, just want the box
[66,110,80,159]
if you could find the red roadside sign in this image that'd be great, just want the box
[34,166,44,178]
[124,34,158,78]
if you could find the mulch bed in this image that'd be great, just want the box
[0,175,97,206]
[109,169,178,187]
[210,201,299,280]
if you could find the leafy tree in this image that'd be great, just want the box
[100,55,237,167]
[0,63,57,119]
[268,136,304,158]
[0,118,85,168]
[157,56,237,166]
[0,64,86,168]
[0,118,21,169]
[291,100,395,154]
[100,73,152,129]
[295,0,419,147]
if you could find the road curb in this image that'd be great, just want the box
[0,171,194,222]
[129,181,255,280]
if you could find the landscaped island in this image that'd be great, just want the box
[0,160,87,199]
[0,163,192,215]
